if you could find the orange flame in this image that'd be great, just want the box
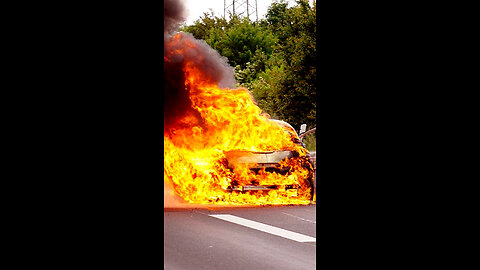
[164,33,314,205]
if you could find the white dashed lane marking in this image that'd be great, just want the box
[281,212,316,224]
[210,214,316,243]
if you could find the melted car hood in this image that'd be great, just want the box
[224,150,294,167]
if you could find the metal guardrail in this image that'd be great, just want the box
[309,151,316,168]
[299,123,316,198]
[299,127,316,141]
[309,151,316,197]
[299,124,316,173]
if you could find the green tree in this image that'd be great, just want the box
[179,10,228,41]
[209,17,277,70]
[249,0,316,131]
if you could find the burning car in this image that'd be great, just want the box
[223,120,315,201]
[164,32,315,205]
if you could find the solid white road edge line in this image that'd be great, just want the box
[209,214,316,243]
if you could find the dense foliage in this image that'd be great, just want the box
[180,0,316,147]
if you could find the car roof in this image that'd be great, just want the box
[269,119,299,137]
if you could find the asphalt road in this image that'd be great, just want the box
[164,205,316,270]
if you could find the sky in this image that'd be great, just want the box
[181,0,314,25]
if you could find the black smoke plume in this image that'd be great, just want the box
[163,0,235,134]
[164,0,186,42]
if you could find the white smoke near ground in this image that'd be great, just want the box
[164,179,191,207]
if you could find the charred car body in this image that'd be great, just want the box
[224,120,315,201]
